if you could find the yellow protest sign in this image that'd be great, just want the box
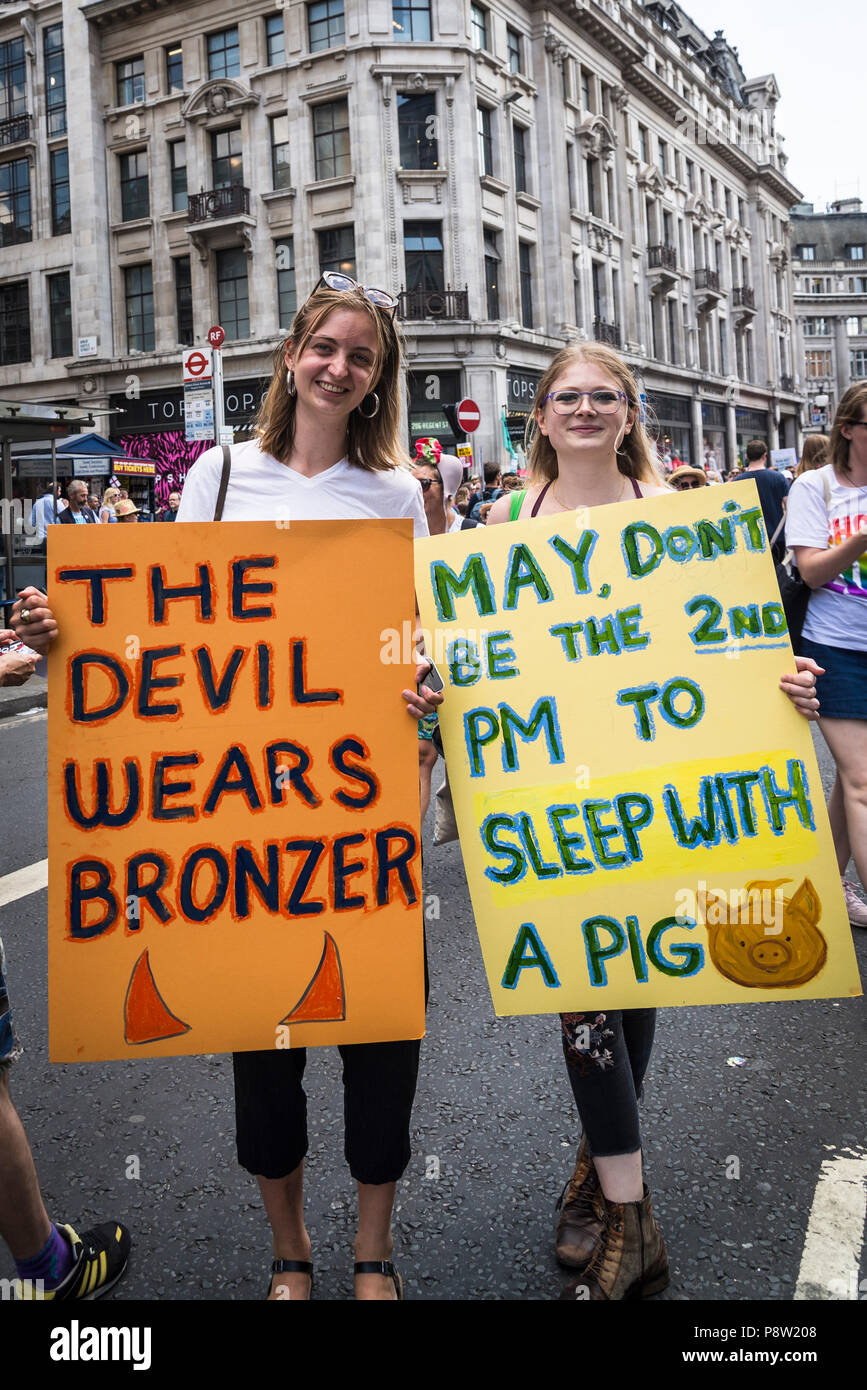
[415,484,861,1014]
[48,520,425,1062]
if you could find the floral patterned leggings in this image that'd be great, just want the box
[560,1008,657,1157]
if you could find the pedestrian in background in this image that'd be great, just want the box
[57,481,98,526]
[160,491,182,521]
[786,383,867,929]
[669,465,708,492]
[729,440,789,562]
[795,434,830,478]
[99,487,120,523]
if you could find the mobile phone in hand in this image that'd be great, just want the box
[417,658,444,695]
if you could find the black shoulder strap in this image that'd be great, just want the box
[213,444,231,521]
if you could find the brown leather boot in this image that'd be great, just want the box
[554,1136,605,1270]
[560,1185,670,1300]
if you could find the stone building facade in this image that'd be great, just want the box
[791,198,867,436]
[0,0,803,493]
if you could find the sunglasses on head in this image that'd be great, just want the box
[312,272,398,318]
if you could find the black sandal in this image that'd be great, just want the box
[354,1260,403,1300]
[266,1259,314,1300]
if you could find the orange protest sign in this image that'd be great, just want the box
[47,520,425,1062]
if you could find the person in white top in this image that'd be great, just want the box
[11,273,442,1304]
[786,382,867,928]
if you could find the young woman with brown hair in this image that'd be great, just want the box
[795,433,830,477]
[11,275,442,1302]
[486,343,821,1301]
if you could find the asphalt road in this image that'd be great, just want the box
[0,711,864,1302]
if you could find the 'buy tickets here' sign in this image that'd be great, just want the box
[415,482,862,1014]
[48,521,425,1062]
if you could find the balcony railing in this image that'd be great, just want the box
[594,317,621,347]
[695,268,721,292]
[187,184,251,224]
[0,113,31,146]
[648,244,678,271]
[397,286,469,321]
[734,286,756,309]
[780,374,795,393]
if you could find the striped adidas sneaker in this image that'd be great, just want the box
[15,1222,131,1300]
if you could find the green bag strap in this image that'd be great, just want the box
[509,489,527,521]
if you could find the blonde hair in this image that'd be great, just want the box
[525,343,666,488]
[829,384,867,477]
[795,434,829,477]
[255,288,404,471]
[101,486,120,506]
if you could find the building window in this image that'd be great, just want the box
[308,0,345,51]
[48,271,72,358]
[265,14,286,66]
[851,349,867,378]
[566,141,576,208]
[216,247,250,338]
[519,240,533,328]
[276,237,296,328]
[398,92,438,169]
[581,68,592,110]
[846,316,861,337]
[477,105,493,177]
[270,115,291,189]
[849,245,866,261]
[404,221,444,291]
[119,150,149,221]
[471,4,489,50]
[638,124,648,164]
[211,127,243,188]
[0,37,26,124]
[50,147,70,236]
[116,55,144,107]
[685,157,694,191]
[0,280,29,365]
[174,256,193,345]
[507,27,522,73]
[587,157,600,219]
[44,26,67,136]
[513,124,528,194]
[312,99,350,180]
[166,43,183,93]
[483,228,500,319]
[805,349,832,379]
[658,139,667,177]
[804,318,829,336]
[169,140,187,212]
[797,245,816,260]
[317,225,356,277]
[124,264,154,352]
[207,28,240,80]
[392,0,431,42]
[0,157,31,245]
[855,278,867,294]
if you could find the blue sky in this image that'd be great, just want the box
[675,0,863,209]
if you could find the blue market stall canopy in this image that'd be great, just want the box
[12,432,157,479]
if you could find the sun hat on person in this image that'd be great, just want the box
[114,498,140,517]
[438,453,464,500]
[669,465,708,489]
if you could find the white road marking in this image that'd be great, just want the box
[794,1148,867,1300]
[0,709,46,729]
[0,858,47,907]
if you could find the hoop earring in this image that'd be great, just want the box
[286,368,296,397]
[357,392,380,419]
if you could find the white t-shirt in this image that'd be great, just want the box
[177,439,429,537]
[785,464,867,651]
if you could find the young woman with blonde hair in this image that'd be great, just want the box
[11,274,441,1302]
[795,434,830,478]
[487,343,822,1301]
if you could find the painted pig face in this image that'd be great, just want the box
[699,878,827,989]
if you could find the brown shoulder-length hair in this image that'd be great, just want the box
[795,433,829,476]
[525,343,667,488]
[255,287,404,471]
[829,383,867,477]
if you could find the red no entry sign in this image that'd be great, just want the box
[456,398,481,433]
[207,325,226,349]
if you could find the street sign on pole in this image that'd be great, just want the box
[182,347,212,385]
[212,343,226,443]
[456,398,481,433]
[207,325,226,349]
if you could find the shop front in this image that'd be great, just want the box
[406,369,462,455]
[505,369,542,474]
[108,376,268,506]
[735,406,771,468]
[701,401,727,474]
[644,390,694,466]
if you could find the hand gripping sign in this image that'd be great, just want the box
[48,520,424,1061]
[415,484,861,1014]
